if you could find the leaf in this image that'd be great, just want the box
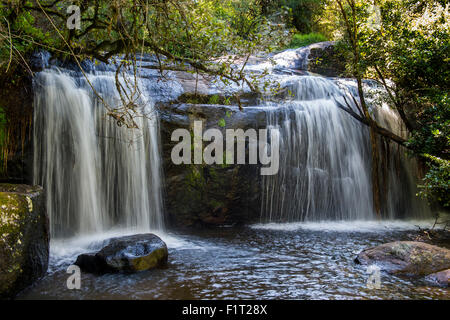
[218,118,226,127]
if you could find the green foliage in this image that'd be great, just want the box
[215,0,267,39]
[218,110,233,127]
[287,32,327,49]
[365,0,450,207]
[208,95,220,105]
[178,93,237,106]
[281,0,327,33]
[0,0,289,165]
[418,155,450,208]
[218,118,226,128]
[362,0,450,91]
[409,93,450,207]
[334,0,449,208]
[408,93,450,159]
[0,0,288,78]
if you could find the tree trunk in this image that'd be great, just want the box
[370,127,382,218]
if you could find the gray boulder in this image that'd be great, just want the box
[355,241,450,277]
[75,233,168,274]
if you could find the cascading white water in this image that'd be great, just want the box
[31,51,430,234]
[33,68,164,238]
[261,76,430,222]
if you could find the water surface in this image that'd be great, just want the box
[18,221,449,300]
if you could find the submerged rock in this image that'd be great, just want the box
[75,234,168,274]
[355,241,450,277]
[0,184,49,299]
[425,269,449,287]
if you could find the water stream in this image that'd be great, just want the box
[18,221,448,299]
[261,76,429,221]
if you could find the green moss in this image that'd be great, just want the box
[131,247,167,271]
[208,95,220,104]
[0,193,28,234]
[218,118,226,127]
[178,93,237,105]
[0,192,30,285]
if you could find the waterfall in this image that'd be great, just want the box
[261,76,430,222]
[31,55,430,233]
[33,68,164,238]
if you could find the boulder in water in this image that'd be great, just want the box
[74,252,104,274]
[355,241,450,277]
[425,269,449,287]
[0,184,49,299]
[75,234,168,274]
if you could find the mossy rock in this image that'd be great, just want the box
[355,241,450,277]
[0,184,49,299]
[176,92,260,107]
[75,233,168,274]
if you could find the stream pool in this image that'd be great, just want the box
[18,220,449,300]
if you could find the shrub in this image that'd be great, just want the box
[287,32,327,49]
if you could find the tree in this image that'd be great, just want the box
[0,1,287,104]
[0,0,287,172]
[281,0,327,33]
[334,0,449,210]
[335,0,390,217]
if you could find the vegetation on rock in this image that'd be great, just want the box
[0,184,48,298]
[286,32,328,49]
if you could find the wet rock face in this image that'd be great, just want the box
[75,234,168,274]
[307,43,348,77]
[355,241,450,277]
[159,103,265,228]
[0,184,49,299]
[0,71,34,184]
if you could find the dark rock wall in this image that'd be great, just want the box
[159,103,266,228]
[0,72,34,184]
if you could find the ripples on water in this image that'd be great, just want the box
[18,221,449,300]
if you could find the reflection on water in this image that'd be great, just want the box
[18,221,449,300]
